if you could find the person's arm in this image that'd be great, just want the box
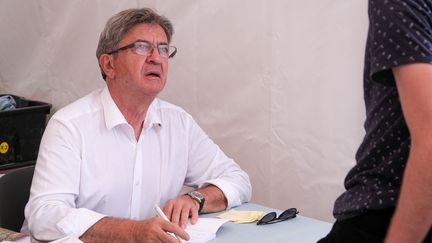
[385,63,432,243]
[197,184,229,212]
[79,217,189,243]
[25,117,100,241]
[162,113,251,229]
[163,185,227,228]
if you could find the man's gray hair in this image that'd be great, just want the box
[96,8,174,80]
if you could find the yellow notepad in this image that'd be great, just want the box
[217,209,265,224]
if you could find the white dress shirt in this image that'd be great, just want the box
[23,85,251,241]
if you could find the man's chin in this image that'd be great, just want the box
[139,82,165,96]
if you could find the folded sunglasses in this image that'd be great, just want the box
[257,208,299,225]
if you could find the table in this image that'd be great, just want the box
[5,203,333,243]
[201,203,332,243]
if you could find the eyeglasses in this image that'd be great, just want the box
[256,208,299,225]
[107,40,177,58]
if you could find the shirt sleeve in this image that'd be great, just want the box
[183,115,252,209]
[24,117,106,241]
[368,0,432,84]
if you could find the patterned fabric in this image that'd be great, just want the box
[334,0,432,220]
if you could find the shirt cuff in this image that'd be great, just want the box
[56,208,107,237]
[202,179,241,209]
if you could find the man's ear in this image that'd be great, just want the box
[99,54,115,80]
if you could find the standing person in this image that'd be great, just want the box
[319,1,432,242]
[23,8,251,243]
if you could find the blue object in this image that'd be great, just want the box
[0,95,16,111]
[202,203,332,243]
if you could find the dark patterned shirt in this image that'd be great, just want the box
[334,0,432,220]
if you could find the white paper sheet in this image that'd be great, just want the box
[184,218,228,243]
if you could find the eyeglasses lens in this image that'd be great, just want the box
[157,45,170,56]
[134,42,150,56]
[133,42,173,58]
[257,212,277,225]
[279,208,299,220]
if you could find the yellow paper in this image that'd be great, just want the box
[217,210,265,224]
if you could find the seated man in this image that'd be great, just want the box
[23,8,251,242]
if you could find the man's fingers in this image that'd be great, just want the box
[180,206,191,228]
[157,231,180,243]
[189,205,199,225]
[171,204,183,225]
[162,195,200,229]
[161,220,190,241]
[163,202,174,221]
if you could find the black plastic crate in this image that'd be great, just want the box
[0,94,51,169]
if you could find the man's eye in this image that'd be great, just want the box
[136,42,149,50]
[158,45,169,54]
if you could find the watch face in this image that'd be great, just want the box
[189,191,204,201]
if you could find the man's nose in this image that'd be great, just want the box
[146,47,162,62]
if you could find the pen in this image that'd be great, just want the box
[154,204,183,242]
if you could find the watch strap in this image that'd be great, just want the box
[186,191,205,213]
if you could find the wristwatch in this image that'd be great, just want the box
[186,190,205,213]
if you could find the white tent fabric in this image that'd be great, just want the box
[0,0,368,222]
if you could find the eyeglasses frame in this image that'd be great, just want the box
[107,40,177,58]
[256,208,299,225]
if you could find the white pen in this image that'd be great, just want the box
[154,204,184,243]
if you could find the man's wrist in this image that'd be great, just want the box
[185,195,200,208]
[185,191,205,213]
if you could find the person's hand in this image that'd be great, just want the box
[163,195,200,228]
[134,217,190,243]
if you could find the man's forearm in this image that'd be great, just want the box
[388,64,432,242]
[80,217,137,243]
[385,145,432,243]
[197,185,228,213]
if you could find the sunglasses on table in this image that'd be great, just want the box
[256,208,299,225]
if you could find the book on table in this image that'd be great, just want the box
[184,218,229,243]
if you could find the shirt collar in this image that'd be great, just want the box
[100,85,163,130]
[100,85,127,130]
[144,99,163,131]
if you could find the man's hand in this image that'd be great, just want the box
[134,217,190,243]
[163,185,228,229]
[163,195,200,229]
[79,216,190,243]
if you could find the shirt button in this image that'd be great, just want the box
[135,181,140,186]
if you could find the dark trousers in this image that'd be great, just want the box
[318,208,431,243]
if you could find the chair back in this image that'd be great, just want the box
[0,166,34,232]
